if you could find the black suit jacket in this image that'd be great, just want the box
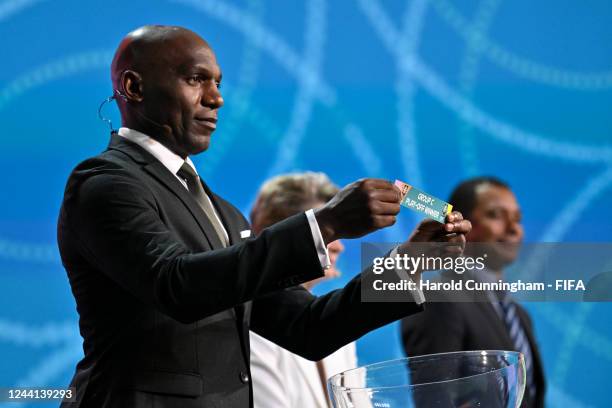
[58,133,422,407]
[400,274,546,408]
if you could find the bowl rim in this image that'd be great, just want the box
[328,350,525,392]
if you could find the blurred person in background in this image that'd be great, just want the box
[249,172,354,408]
[400,177,546,408]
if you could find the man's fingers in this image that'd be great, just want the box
[416,217,471,235]
[441,233,466,245]
[370,189,401,204]
[325,178,404,239]
[372,215,397,229]
[445,211,464,223]
[443,212,469,233]
[362,179,402,201]
[371,201,401,216]
[417,219,445,231]
[439,233,466,256]
[445,219,472,233]
[361,178,396,189]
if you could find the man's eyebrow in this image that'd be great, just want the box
[191,65,222,80]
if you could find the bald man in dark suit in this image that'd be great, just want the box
[58,25,471,407]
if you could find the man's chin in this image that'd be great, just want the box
[469,242,519,271]
[486,247,519,271]
[497,243,521,262]
[187,135,212,155]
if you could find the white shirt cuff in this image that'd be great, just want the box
[305,209,331,270]
[389,246,426,304]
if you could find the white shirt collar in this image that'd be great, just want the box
[117,127,197,176]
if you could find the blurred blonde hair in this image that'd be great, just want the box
[250,172,339,233]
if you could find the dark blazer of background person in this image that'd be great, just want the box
[400,177,546,408]
[400,275,546,408]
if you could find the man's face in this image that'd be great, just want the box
[142,35,223,157]
[466,185,523,269]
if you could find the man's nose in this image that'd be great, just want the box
[506,218,522,237]
[203,85,224,109]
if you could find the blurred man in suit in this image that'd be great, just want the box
[401,177,546,408]
[58,25,471,407]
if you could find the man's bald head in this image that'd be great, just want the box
[110,25,224,158]
[111,25,209,93]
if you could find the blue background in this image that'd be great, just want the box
[1,0,611,406]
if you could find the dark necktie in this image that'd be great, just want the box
[499,295,536,400]
[177,162,229,247]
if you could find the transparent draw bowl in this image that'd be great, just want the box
[328,350,525,408]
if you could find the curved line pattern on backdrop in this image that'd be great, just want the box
[359,0,430,237]
[430,0,612,90]
[170,0,382,216]
[171,0,335,105]
[531,167,612,389]
[0,50,113,111]
[447,0,612,390]
[194,0,264,179]
[395,0,428,192]
[0,51,113,264]
[265,0,326,177]
[447,14,612,379]
[0,319,81,407]
[0,0,380,259]
[456,0,503,177]
[0,320,75,347]
[0,1,271,394]
[0,0,44,22]
[357,5,612,164]
[1,3,611,406]
[358,3,611,406]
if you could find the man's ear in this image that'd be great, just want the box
[120,70,144,102]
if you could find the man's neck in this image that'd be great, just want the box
[121,120,187,159]
[488,268,503,280]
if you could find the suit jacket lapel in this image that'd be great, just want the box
[143,161,225,249]
[107,133,224,250]
[481,299,544,387]
[478,302,515,349]
[516,306,545,387]
[198,177,254,356]
[200,181,241,246]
